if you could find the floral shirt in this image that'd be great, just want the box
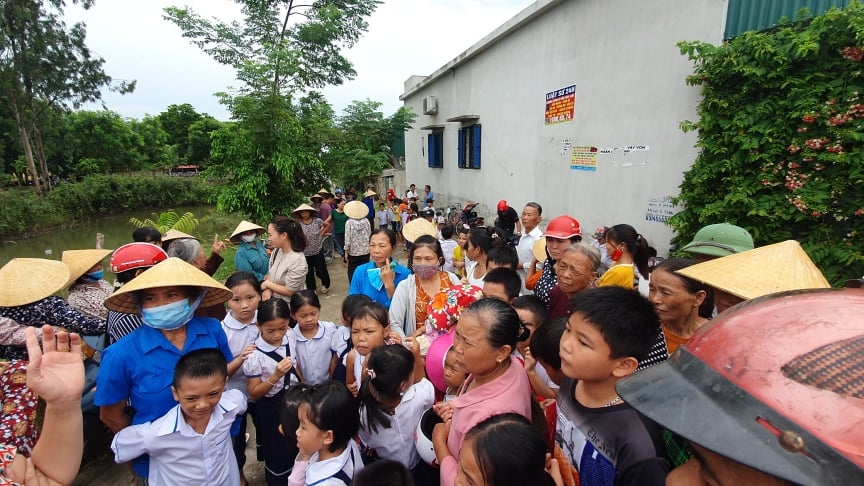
[0,297,105,360]
[300,218,325,256]
[67,280,113,320]
[414,273,455,332]
[344,218,371,257]
[0,360,39,455]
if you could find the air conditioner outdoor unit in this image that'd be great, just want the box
[423,96,438,115]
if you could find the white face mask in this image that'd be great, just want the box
[241,234,257,243]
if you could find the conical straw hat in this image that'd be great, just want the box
[162,229,196,243]
[0,258,70,307]
[317,188,334,198]
[676,240,830,300]
[230,220,265,241]
[344,201,369,220]
[62,249,113,286]
[292,203,317,215]
[532,237,547,264]
[363,189,377,197]
[104,257,233,314]
[402,218,438,243]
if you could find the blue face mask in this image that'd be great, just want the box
[83,270,104,282]
[140,292,205,331]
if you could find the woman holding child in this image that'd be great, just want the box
[430,298,533,486]
[95,257,237,482]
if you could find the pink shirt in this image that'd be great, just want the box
[440,356,533,486]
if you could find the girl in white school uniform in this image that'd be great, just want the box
[296,381,364,485]
[244,298,304,486]
[221,272,262,485]
[288,290,337,385]
[357,344,437,485]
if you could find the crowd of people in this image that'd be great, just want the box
[0,182,860,486]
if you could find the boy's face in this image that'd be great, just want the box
[172,374,227,421]
[482,282,510,303]
[559,312,619,381]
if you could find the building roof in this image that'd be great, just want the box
[400,0,563,100]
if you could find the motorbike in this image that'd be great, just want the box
[460,202,485,229]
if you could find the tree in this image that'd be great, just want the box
[328,100,415,189]
[186,117,225,168]
[164,0,380,220]
[60,110,145,176]
[157,103,205,163]
[672,4,864,285]
[0,0,134,194]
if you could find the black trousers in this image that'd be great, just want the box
[305,251,331,290]
[347,254,370,284]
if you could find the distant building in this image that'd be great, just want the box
[400,0,849,253]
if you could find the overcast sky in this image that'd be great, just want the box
[64,0,533,121]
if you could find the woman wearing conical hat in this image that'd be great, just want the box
[230,220,269,282]
[63,249,113,320]
[0,259,105,361]
[95,258,237,483]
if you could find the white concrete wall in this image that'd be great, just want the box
[402,0,728,255]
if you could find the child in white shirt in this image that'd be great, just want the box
[112,349,247,486]
[288,290,337,385]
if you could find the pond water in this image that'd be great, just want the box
[0,205,238,268]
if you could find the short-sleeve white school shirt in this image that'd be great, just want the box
[289,321,336,385]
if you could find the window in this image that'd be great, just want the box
[427,131,443,168]
[457,124,481,169]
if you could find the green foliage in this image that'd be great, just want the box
[0,174,216,239]
[129,210,199,234]
[327,100,416,189]
[164,0,380,222]
[0,0,134,194]
[673,3,864,285]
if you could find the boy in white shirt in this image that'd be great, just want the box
[112,348,247,486]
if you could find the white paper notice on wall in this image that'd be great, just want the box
[644,196,677,224]
[623,145,650,153]
[599,147,614,154]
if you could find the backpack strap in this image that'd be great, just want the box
[256,343,301,385]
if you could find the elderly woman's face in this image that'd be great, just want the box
[453,312,503,377]
[555,250,596,296]
[648,268,703,325]
[141,285,189,309]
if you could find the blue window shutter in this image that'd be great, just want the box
[472,124,482,169]
[434,132,443,168]
[457,128,465,168]
[427,133,434,168]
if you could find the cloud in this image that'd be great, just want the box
[65,0,532,120]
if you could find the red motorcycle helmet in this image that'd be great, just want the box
[618,289,864,485]
[110,242,168,273]
[543,215,582,240]
[496,200,508,212]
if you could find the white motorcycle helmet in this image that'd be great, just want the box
[414,408,444,467]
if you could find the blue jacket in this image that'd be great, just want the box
[349,261,411,308]
[234,241,270,281]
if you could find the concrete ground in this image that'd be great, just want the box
[73,253,375,485]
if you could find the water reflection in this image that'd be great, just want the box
[0,206,236,268]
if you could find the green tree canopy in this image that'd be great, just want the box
[164,0,380,221]
[672,4,864,285]
[0,0,133,194]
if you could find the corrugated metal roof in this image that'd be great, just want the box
[725,0,854,39]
